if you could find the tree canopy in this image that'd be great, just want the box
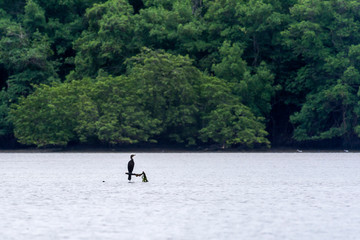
[2,0,360,149]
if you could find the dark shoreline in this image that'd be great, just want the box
[0,146,356,153]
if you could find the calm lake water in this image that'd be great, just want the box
[0,152,359,240]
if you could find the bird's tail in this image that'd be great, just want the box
[128,173,132,181]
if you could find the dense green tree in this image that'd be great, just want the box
[143,0,174,10]
[10,47,272,148]
[90,74,161,144]
[199,103,270,148]
[35,0,105,22]
[0,11,57,97]
[10,49,200,147]
[211,41,247,83]
[190,0,203,15]
[23,0,46,33]
[198,75,270,148]
[284,0,360,146]
[126,48,201,145]
[6,0,360,149]
[134,1,193,50]
[10,80,97,146]
[38,0,106,80]
[72,0,136,78]
[212,41,276,117]
[0,9,58,136]
[291,83,356,142]
[204,0,290,68]
[10,74,162,147]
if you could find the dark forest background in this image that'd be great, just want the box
[1,0,360,150]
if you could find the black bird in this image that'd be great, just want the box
[128,154,135,181]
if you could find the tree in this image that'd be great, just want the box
[36,0,106,80]
[90,74,161,145]
[199,76,270,148]
[291,83,356,144]
[10,74,162,147]
[283,0,360,146]
[10,80,98,146]
[0,13,58,136]
[212,41,276,117]
[72,0,136,78]
[126,48,201,145]
[199,104,270,148]
[23,0,46,33]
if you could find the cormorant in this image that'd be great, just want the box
[128,154,135,181]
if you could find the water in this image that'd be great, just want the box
[0,152,359,240]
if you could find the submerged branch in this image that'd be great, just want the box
[125,171,149,182]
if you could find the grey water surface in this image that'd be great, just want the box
[1,152,360,240]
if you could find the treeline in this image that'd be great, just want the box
[1,0,360,149]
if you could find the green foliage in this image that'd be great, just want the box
[284,0,360,146]
[10,49,202,147]
[134,1,193,51]
[10,47,272,148]
[10,75,163,147]
[237,63,276,117]
[0,12,58,136]
[23,0,46,33]
[7,0,360,149]
[212,41,276,117]
[199,75,270,148]
[10,80,97,146]
[199,104,270,148]
[212,41,247,82]
[143,0,174,10]
[91,75,161,144]
[126,48,201,144]
[291,83,355,142]
[204,0,290,68]
[73,0,136,77]
[199,75,237,114]
[0,91,12,135]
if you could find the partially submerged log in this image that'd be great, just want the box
[125,171,148,182]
